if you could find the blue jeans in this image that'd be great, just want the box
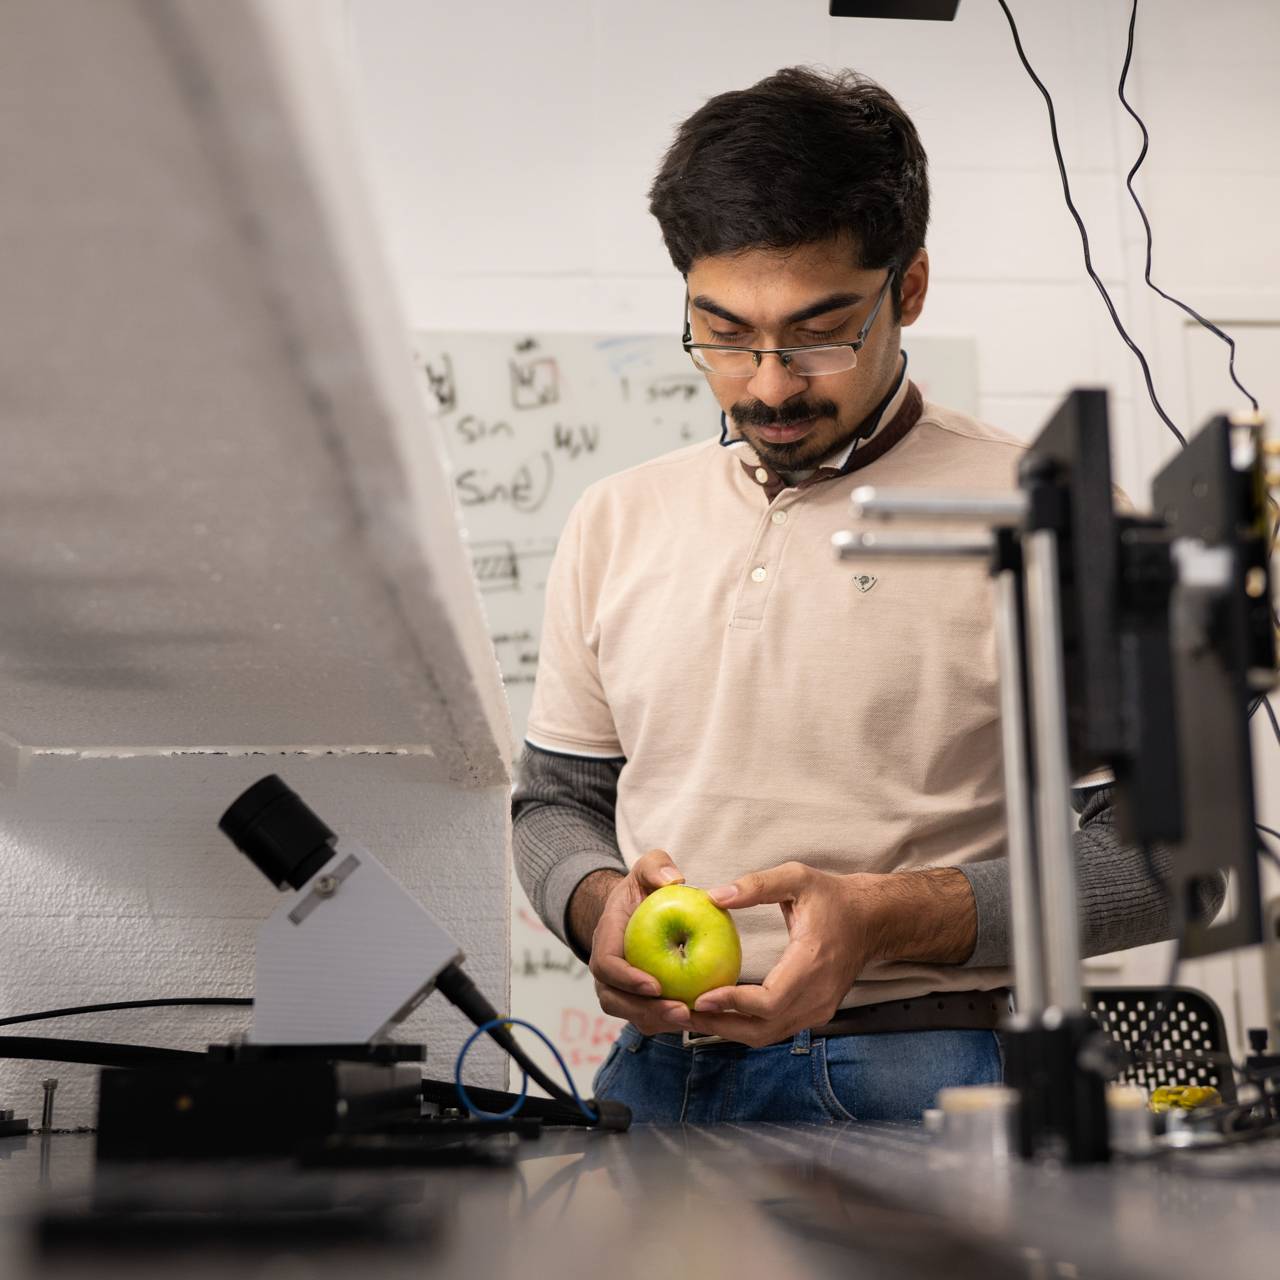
[592,1024,1004,1125]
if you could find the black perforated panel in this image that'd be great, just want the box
[1088,987,1235,1101]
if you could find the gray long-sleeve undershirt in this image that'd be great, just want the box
[511,742,1224,967]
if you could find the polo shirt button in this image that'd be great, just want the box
[751,566,767,583]
[754,467,769,484]
[771,510,788,525]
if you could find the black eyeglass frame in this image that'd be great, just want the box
[680,269,897,376]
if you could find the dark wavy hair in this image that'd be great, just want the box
[648,67,929,316]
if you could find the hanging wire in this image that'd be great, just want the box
[993,0,1185,446]
[1116,0,1258,414]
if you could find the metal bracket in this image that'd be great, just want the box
[288,853,361,926]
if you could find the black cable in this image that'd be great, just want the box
[0,999,251,1070]
[419,1078,603,1130]
[1100,0,1280,1091]
[0,1037,204,1068]
[1114,0,1279,688]
[0,983,628,1129]
[1257,827,1280,875]
[994,0,1185,447]
[0,997,252,1029]
[1119,0,1280,703]
[1262,695,1280,751]
[1116,0,1258,415]
[0,983,630,1128]
[1247,687,1280,754]
[434,965,573,1102]
[434,964,627,1130]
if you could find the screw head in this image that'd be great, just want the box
[314,874,339,896]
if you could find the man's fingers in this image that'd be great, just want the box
[592,950,661,997]
[705,860,811,909]
[694,984,785,1019]
[691,984,762,1016]
[590,895,660,995]
[695,941,818,1017]
[596,983,691,1034]
[591,900,629,963]
[631,847,685,893]
[692,982,788,1020]
[586,851,687,1004]
[682,1010,781,1048]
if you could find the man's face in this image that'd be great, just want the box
[685,236,928,470]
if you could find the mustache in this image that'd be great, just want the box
[730,398,838,428]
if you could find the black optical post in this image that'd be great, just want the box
[1152,419,1273,958]
[836,389,1275,1162]
[1019,391,1184,852]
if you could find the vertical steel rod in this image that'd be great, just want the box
[40,1077,57,1132]
[994,569,1045,1017]
[1022,530,1084,1012]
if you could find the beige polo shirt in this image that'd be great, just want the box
[526,383,1027,1008]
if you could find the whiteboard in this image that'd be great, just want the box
[414,330,979,1091]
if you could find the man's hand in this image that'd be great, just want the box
[686,863,976,1048]
[583,850,697,1036]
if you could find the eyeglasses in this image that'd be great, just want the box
[681,270,895,378]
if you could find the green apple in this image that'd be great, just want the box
[623,884,742,1008]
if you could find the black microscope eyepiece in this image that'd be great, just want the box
[218,775,337,891]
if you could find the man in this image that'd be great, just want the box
[513,67,1216,1124]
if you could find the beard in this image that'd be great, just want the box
[730,395,844,470]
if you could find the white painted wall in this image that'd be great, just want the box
[335,0,1280,1056]
[0,0,512,1127]
[341,0,1280,473]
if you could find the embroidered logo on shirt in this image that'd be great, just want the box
[852,574,878,594]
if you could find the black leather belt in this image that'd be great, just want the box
[674,988,1012,1049]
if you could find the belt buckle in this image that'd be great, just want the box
[682,1029,725,1049]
